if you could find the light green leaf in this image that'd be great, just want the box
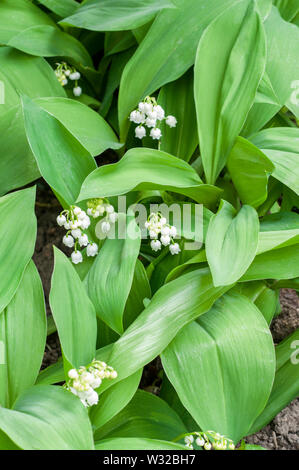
[77,148,221,206]
[94,390,186,441]
[194,0,266,184]
[118,0,240,139]
[257,212,299,254]
[231,281,278,324]
[61,0,175,31]
[273,0,299,21]
[249,330,299,434]
[241,245,299,281]
[90,370,142,431]
[123,259,151,329]
[49,248,97,371]
[0,0,55,43]
[8,25,93,67]
[0,187,36,313]
[264,6,299,118]
[158,69,198,162]
[162,293,276,442]
[87,214,141,334]
[95,437,187,450]
[22,94,96,205]
[227,137,274,208]
[0,385,94,450]
[206,200,260,286]
[37,0,79,18]
[36,97,121,156]
[0,261,46,408]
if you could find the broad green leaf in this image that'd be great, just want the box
[194,0,266,184]
[241,245,299,281]
[158,69,198,162]
[0,47,65,195]
[123,259,151,329]
[231,281,278,324]
[227,137,274,208]
[162,293,275,442]
[50,248,97,371]
[0,187,36,313]
[77,148,221,206]
[118,0,240,139]
[257,212,299,254]
[0,261,46,408]
[87,214,141,334]
[264,6,299,118]
[36,0,79,18]
[8,25,93,67]
[249,330,299,434]
[273,0,299,21]
[0,385,94,450]
[94,390,186,441]
[36,97,121,156]
[22,94,96,205]
[90,370,142,431]
[61,0,175,31]
[95,438,187,450]
[241,72,280,137]
[206,200,259,286]
[0,0,55,43]
[97,267,230,394]
[250,128,299,195]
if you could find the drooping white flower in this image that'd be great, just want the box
[147,109,158,120]
[135,126,146,139]
[105,204,114,214]
[57,214,66,226]
[63,234,75,248]
[68,369,79,379]
[204,442,212,451]
[150,128,162,140]
[138,102,146,113]
[71,251,83,264]
[80,216,91,229]
[146,117,157,128]
[73,86,82,97]
[155,105,165,120]
[86,390,99,406]
[130,110,144,124]
[109,212,118,223]
[86,243,98,257]
[64,221,71,230]
[78,234,89,247]
[196,437,205,447]
[144,102,153,114]
[169,243,181,255]
[161,225,170,236]
[161,234,171,246]
[71,228,81,239]
[101,220,111,234]
[151,239,162,252]
[69,71,81,80]
[73,206,81,216]
[169,225,177,237]
[166,115,177,127]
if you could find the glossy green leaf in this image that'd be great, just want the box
[8,25,93,67]
[0,187,36,313]
[77,148,221,206]
[273,0,299,21]
[264,6,299,118]
[0,0,55,43]
[158,69,198,162]
[118,0,240,139]
[257,212,299,254]
[194,0,266,184]
[87,214,141,334]
[0,261,46,408]
[36,97,121,156]
[49,248,97,371]
[90,370,142,431]
[123,259,151,329]
[241,245,299,281]
[227,137,274,208]
[249,330,299,434]
[97,267,230,395]
[162,293,275,442]
[95,438,187,450]
[94,390,186,441]
[61,0,174,31]
[231,281,278,324]
[0,386,94,450]
[206,200,259,286]
[37,0,79,17]
[22,94,96,205]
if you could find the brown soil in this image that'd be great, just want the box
[34,181,298,449]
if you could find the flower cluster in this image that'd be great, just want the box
[130,96,177,141]
[145,212,180,255]
[65,359,117,407]
[184,431,235,451]
[57,200,117,264]
[55,62,82,96]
